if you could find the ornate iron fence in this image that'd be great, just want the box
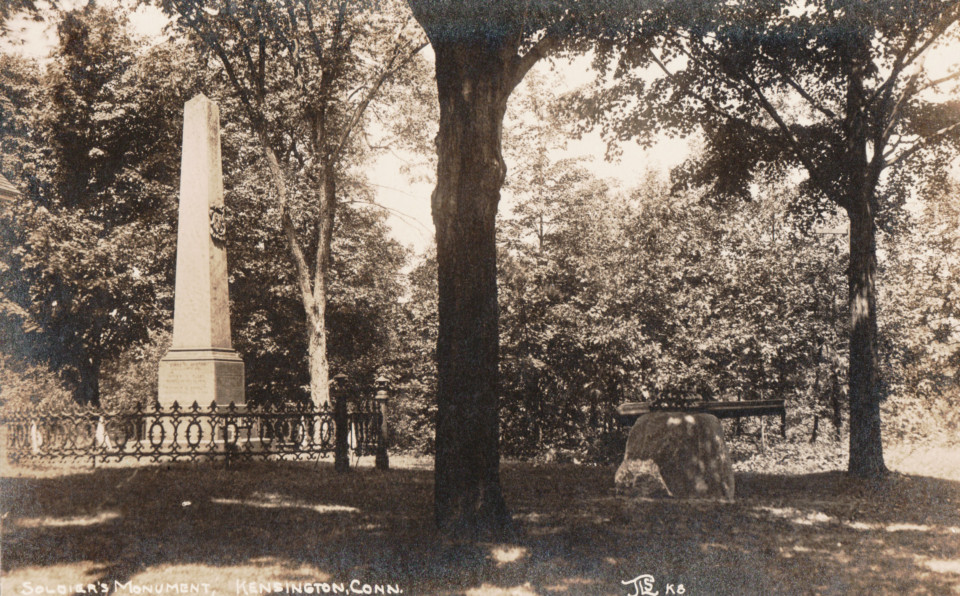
[1,398,385,466]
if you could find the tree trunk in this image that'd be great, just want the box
[431,39,515,539]
[308,166,337,410]
[75,358,100,407]
[308,309,330,408]
[841,41,888,478]
[257,136,333,408]
[831,374,843,439]
[846,200,887,477]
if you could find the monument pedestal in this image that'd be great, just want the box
[158,348,244,407]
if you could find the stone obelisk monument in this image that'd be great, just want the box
[158,94,244,407]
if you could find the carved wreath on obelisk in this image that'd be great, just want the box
[210,205,226,243]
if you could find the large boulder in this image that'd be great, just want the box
[615,412,735,501]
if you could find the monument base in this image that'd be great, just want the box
[158,348,245,407]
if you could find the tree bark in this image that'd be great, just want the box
[307,166,337,409]
[406,0,559,539]
[307,308,330,407]
[257,136,333,409]
[431,39,516,539]
[846,199,887,477]
[841,42,888,478]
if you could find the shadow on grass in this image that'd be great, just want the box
[2,462,959,595]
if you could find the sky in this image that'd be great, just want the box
[3,1,957,253]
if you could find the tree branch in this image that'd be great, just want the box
[682,35,840,205]
[259,134,316,323]
[330,39,427,163]
[866,3,960,114]
[771,64,839,122]
[302,0,327,65]
[877,67,922,150]
[887,118,960,167]
[918,68,960,93]
[509,32,560,91]
[901,4,960,73]
[865,27,922,108]
[178,7,262,127]
[647,47,750,129]
[223,9,261,89]
[169,0,317,321]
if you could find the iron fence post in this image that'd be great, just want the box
[333,373,350,473]
[374,376,390,470]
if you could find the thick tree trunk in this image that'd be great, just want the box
[846,200,887,477]
[840,42,888,478]
[431,40,515,539]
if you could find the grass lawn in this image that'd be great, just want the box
[2,444,959,596]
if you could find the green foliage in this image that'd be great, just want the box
[14,210,163,399]
[391,167,857,460]
[567,0,960,475]
[211,63,412,406]
[489,71,853,459]
[228,169,411,405]
[0,53,38,179]
[99,329,171,411]
[0,52,41,363]
[495,161,852,460]
[327,203,409,381]
[386,251,438,454]
[579,1,960,206]
[387,70,857,460]
[0,352,73,413]
[0,0,44,33]
[0,7,194,406]
[3,0,957,471]
[880,181,960,441]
